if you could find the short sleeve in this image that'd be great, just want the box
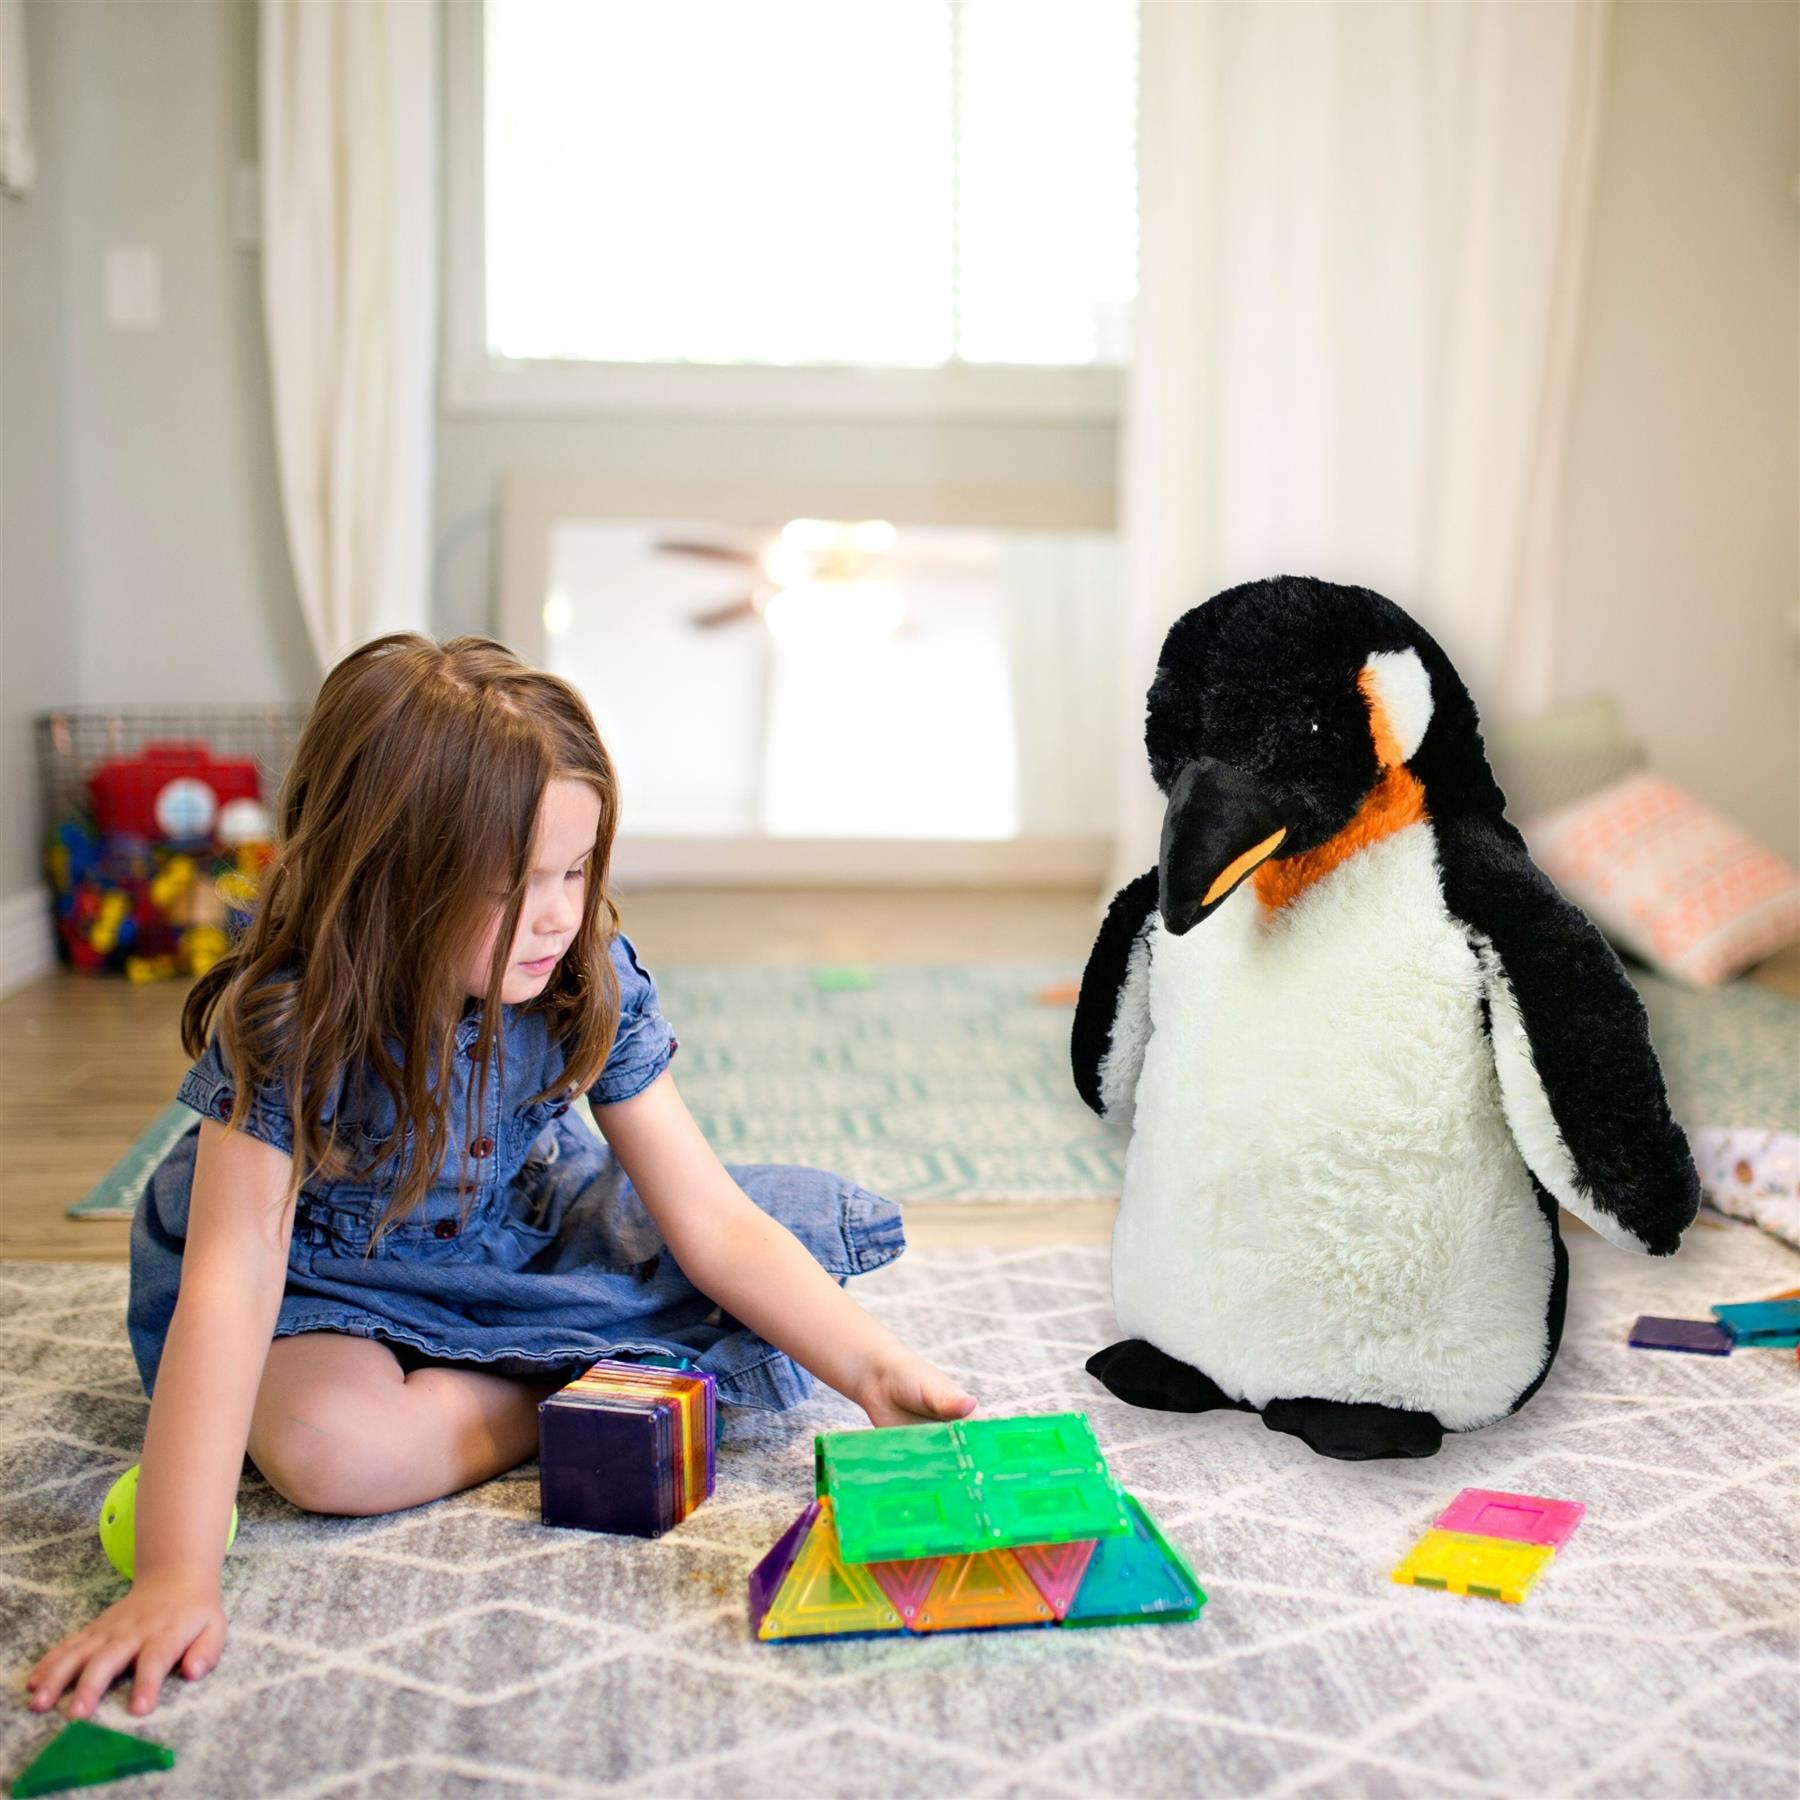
[176,1033,295,1158]
[588,932,679,1106]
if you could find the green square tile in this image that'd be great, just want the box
[821,1421,964,1479]
[833,1477,988,1563]
[817,1414,1134,1561]
[960,1413,1106,1482]
[981,1471,1132,1548]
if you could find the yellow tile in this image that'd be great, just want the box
[1391,1530,1555,1605]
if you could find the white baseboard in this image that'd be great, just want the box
[0,887,56,996]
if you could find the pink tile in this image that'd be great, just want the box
[1433,1487,1585,1552]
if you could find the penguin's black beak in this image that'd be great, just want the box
[1158,758,1289,937]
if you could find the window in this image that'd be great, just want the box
[448,0,1139,416]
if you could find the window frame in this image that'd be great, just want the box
[441,0,1128,423]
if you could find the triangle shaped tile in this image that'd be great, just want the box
[1063,1492,1205,1628]
[869,1554,944,1631]
[12,1720,175,1797]
[748,1499,819,1637]
[757,1496,904,1641]
[1014,1537,1098,1620]
[914,1546,1056,1634]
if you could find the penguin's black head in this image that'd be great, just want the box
[1146,575,1503,935]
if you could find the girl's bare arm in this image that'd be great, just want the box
[594,1072,975,1426]
[26,1120,294,1718]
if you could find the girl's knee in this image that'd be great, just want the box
[248,1386,398,1516]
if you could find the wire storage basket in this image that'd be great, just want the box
[36,706,309,977]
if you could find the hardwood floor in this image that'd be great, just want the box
[0,888,1108,1263]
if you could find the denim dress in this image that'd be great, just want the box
[127,934,904,1409]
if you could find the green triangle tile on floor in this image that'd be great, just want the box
[10,1719,175,1798]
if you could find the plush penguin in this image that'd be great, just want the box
[1073,576,1699,1460]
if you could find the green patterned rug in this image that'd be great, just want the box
[1633,968,1798,1138]
[655,961,1121,1200]
[67,961,1797,1218]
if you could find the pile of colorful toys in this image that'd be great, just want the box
[44,740,274,980]
[748,1412,1204,1641]
[1392,1486,1585,1606]
[538,1359,718,1538]
[1629,1289,1800,1359]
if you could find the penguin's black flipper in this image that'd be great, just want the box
[1261,1398,1444,1461]
[1087,1340,1248,1414]
[1435,812,1700,1257]
[1072,868,1160,1121]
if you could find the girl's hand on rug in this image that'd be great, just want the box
[855,1350,977,1428]
[24,1573,226,1720]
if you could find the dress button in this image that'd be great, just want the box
[213,1091,234,1121]
[434,1218,459,1239]
[471,1136,494,1158]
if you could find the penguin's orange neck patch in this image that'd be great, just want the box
[1253,766,1427,912]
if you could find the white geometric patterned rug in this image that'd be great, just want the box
[3,1220,1797,1797]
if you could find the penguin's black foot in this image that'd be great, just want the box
[1260,1397,1444,1461]
[1086,1340,1246,1414]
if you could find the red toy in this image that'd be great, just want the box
[88,742,260,841]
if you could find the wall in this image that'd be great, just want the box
[0,0,76,923]
[3,0,1796,929]
[1556,0,1800,861]
[0,0,316,922]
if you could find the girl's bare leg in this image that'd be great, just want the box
[248,1332,559,1516]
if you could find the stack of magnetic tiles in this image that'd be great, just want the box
[538,1360,717,1538]
[747,1412,1205,1641]
[1391,1486,1585,1605]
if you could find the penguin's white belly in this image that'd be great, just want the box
[1113,825,1554,1432]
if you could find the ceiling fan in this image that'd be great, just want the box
[656,519,996,631]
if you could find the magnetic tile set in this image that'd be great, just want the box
[750,1412,1204,1640]
[534,1368,1591,1629]
[15,1380,1613,1794]
[538,1373,1206,1642]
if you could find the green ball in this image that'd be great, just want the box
[99,1464,238,1581]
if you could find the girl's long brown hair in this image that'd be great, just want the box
[183,634,623,1242]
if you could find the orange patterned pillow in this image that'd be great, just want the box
[1522,772,1800,988]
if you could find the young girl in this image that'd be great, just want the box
[27,634,975,1722]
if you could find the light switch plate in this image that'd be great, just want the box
[103,245,162,329]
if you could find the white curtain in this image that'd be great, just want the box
[1109,0,1610,891]
[260,0,439,672]
[0,0,36,196]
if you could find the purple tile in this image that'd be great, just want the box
[1628,1315,1734,1356]
[538,1394,677,1536]
[748,1501,820,1636]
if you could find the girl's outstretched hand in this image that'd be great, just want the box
[25,1573,226,1720]
[855,1350,977,1428]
